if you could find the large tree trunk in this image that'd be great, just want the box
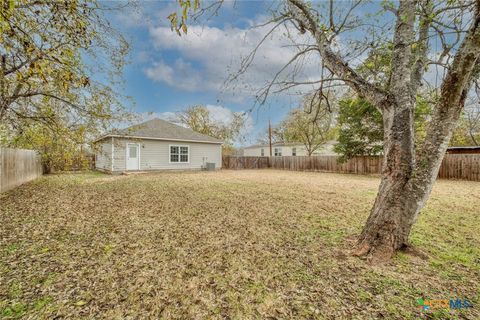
[353,0,419,262]
[352,0,480,263]
[355,31,479,263]
[354,101,424,262]
[287,0,480,262]
[354,104,456,262]
[354,112,456,263]
[354,67,475,262]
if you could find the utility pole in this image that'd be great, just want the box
[268,119,272,156]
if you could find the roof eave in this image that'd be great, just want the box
[93,134,223,144]
[93,134,224,144]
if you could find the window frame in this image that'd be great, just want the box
[128,144,138,158]
[274,147,282,156]
[169,144,190,163]
[292,147,296,156]
[260,148,264,156]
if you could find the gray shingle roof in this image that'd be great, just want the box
[96,118,223,144]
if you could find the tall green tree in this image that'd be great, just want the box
[334,98,384,161]
[335,95,432,161]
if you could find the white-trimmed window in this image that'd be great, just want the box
[128,145,137,158]
[292,147,297,156]
[261,148,265,156]
[170,145,189,163]
[274,147,282,156]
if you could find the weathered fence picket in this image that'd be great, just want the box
[0,148,42,193]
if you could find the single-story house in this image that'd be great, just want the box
[94,118,223,173]
[243,141,337,157]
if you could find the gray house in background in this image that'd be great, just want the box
[243,141,337,157]
[94,119,223,173]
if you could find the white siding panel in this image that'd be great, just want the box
[243,143,337,156]
[243,147,263,156]
[95,139,112,170]
[244,146,302,156]
[113,138,127,171]
[113,138,222,171]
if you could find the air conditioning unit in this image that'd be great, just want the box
[205,162,216,171]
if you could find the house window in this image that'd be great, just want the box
[129,145,137,158]
[261,148,264,156]
[170,145,189,163]
[292,147,296,156]
[274,147,282,156]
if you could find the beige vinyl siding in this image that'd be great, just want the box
[95,139,112,170]
[112,138,126,171]
[243,147,265,156]
[112,138,222,171]
[243,142,337,157]
[244,146,307,156]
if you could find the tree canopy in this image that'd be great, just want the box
[334,95,432,161]
[277,94,336,155]
[0,0,130,131]
[334,98,383,161]
[173,105,248,153]
[0,0,132,171]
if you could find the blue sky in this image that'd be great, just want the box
[106,1,426,146]
[107,0,324,145]
[104,1,459,146]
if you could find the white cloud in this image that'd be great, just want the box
[144,21,321,101]
[205,104,237,124]
[204,105,253,136]
[144,62,174,83]
[144,59,205,91]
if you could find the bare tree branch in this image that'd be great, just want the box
[418,0,480,173]
[287,0,389,111]
[411,0,433,94]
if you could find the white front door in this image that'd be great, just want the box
[126,143,140,170]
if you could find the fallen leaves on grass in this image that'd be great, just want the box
[0,170,479,319]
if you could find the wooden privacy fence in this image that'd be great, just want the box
[0,148,42,193]
[222,156,270,170]
[437,154,480,181]
[269,155,383,174]
[222,154,480,182]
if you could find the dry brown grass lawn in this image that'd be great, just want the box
[1,170,479,319]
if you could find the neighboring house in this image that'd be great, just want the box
[243,141,337,157]
[94,118,223,173]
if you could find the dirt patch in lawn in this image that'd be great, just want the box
[1,170,479,319]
